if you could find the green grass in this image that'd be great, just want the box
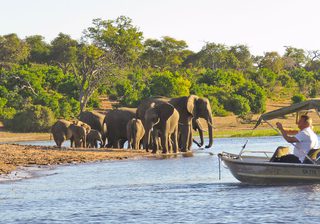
[212,128,279,138]
[211,126,320,138]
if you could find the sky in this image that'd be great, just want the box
[1,0,320,56]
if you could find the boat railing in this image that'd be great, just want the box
[238,150,274,160]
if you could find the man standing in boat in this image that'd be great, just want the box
[271,115,319,163]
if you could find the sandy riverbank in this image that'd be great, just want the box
[0,144,151,176]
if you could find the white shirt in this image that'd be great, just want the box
[294,127,319,162]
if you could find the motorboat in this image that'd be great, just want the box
[218,151,320,184]
[219,100,320,185]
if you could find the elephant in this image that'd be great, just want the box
[144,102,179,154]
[51,119,91,148]
[51,119,72,147]
[126,118,145,150]
[103,107,137,148]
[69,122,88,147]
[79,111,107,147]
[86,129,103,148]
[136,95,213,152]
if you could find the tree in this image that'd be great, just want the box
[50,33,78,73]
[0,33,30,63]
[83,16,144,66]
[140,36,191,70]
[25,35,51,64]
[229,45,254,71]
[258,51,284,74]
[282,46,306,70]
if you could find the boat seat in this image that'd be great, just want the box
[303,148,320,164]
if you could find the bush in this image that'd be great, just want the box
[224,94,251,115]
[3,104,55,132]
[291,94,306,104]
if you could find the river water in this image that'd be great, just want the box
[1,136,320,223]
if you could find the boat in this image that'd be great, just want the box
[219,100,320,185]
[218,152,320,184]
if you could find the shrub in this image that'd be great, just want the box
[224,94,251,115]
[3,104,55,132]
[291,94,306,104]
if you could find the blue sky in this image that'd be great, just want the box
[1,0,320,55]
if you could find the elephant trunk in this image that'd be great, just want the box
[205,115,214,149]
[196,119,204,147]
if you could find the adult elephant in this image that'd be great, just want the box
[144,102,179,154]
[136,95,213,152]
[51,119,91,148]
[103,107,137,148]
[86,129,103,148]
[79,111,107,147]
[51,119,72,147]
[126,118,145,150]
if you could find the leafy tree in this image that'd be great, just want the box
[289,68,315,95]
[84,16,144,66]
[50,33,78,73]
[283,46,306,70]
[0,33,30,63]
[3,104,55,132]
[140,36,191,70]
[149,71,191,97]
[197,69,246,92]
[236,81,266,113]
[224,94,251,115]
[229,44,254,71]
[258,51,284,74]
[249,68,278,90]
[25,35,51,64]
[195,42,233,69]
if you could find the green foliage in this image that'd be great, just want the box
[236,81,266,114]
[149,71,191,97]
[249,68,278,90]
[224,94,251,115]
[3,105,55,132]
[0,34,30,63]
[2,16,320,129]
[291,94,306,104]
[141,36,191,69]
[0,97,16,120]
[25,35,51,64]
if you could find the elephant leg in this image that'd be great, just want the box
[70,137,75,147]
[179,127,189,152]
[187,125,193,151]
[168,135,173,154]
[172,129,179,153]
[161,132,169,154]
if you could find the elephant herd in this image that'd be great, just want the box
[51,95,214,154]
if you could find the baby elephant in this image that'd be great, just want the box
[87,129,103,148]
[126,118,145,150]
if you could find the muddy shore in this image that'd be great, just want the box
[0,143,151,176]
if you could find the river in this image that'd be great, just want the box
[1,136,320,223]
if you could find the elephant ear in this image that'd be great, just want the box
[157,103,175,121]
[187,95,198,116]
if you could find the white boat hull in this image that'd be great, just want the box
[219,152,320,184]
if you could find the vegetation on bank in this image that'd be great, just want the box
[1,15,320,132]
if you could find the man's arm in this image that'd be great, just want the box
[276,122,299,143]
